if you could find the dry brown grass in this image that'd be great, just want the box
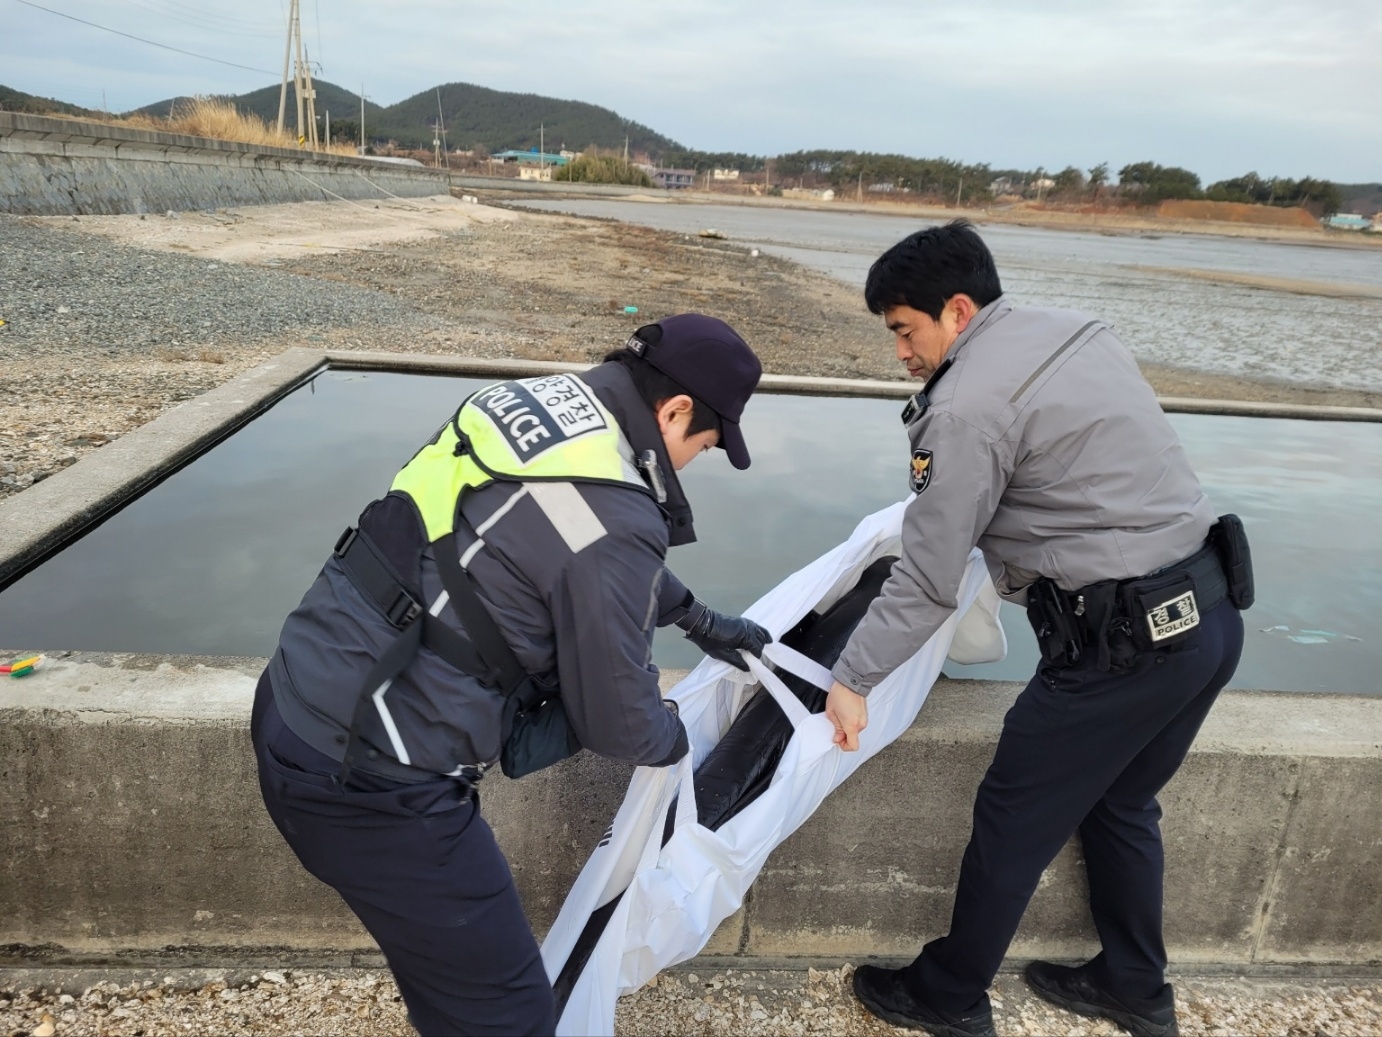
[57,97,358,156]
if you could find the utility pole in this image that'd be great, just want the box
[277,0,318,148]
[276,0,293,135]
[623,135,629,164]
[540,122,545,177]
[360,85,366,153]
[858,169,863,202]
[435,89,451,185]
[956,175,963,207]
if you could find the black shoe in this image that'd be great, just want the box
[1024,960,1179,1037]
[851,964,996,1037]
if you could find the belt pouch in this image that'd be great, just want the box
[1120,569,1201,652]
[500,683,580,780]
[1078,580,1125,672]
[1209,514,1255,610]
[1026,578,1080,666]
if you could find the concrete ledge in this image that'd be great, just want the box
[0,654,1377,966]
[1,113,449,215]
[0,112,445,175]
[0,349,325,587]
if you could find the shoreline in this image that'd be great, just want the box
[485,184,1382,251]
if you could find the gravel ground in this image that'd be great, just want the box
[2,965,1379,1036]
[0,212,456,498]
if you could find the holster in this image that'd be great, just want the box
[1209,513,1254,610]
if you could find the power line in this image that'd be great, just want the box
[112,0,280,37]
[15,0,278,75]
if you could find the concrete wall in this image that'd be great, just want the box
[2,348,1379,968]
[0,113,449,216]
[1,653,1378,967]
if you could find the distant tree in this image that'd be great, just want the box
[1118,161,1202,203]
[1088,162,1109,201]
[556,154,652,187]
[1206,172,1341,216]
[1287,176,1341,216]
[330,118,360,147]
[1053,166,1086,195]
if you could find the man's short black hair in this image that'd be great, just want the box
[864,219,1003,319]
[602,349,720,436]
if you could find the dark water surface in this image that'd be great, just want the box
[1,370,1376,693]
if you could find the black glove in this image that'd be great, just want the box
[675,599,773,671]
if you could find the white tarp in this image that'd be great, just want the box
[541,500,1007,1036]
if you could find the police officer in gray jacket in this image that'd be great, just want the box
[253,314,771,1037]
[825,223,1249,1037]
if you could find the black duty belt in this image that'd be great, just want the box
[1028,541,1228,670]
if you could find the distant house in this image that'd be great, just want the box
[651,168,696,190]
[1326,213,1371,231]
[712,168,740,181]
[989,176,1015,195]
[519,165,553,181]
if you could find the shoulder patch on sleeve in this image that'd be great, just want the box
[910,449,934,494]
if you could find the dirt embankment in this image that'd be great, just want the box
[1156,200,1320,228]
[1,196,1377,500]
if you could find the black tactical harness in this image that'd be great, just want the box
[333,522,543,786]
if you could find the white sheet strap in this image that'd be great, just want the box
[637,755,693,868]
[761,642,834,693]
[747,656,812,729]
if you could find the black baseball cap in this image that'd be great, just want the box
[626,313,762,469]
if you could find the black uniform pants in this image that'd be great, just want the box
[906,600,1245,1013]
[251,673,556,1037]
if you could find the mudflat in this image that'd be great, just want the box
[1,196,1377,500]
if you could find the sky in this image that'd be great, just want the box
[4,0,1380,184]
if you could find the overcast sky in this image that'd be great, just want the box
[5,0,1380,183]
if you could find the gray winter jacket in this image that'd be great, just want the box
[833,299,1215,695]
[269,362,693,778]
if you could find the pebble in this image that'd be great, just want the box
[0,967,1377,1036]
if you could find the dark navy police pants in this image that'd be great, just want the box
[906,600,1245,1013]
[251,673,556,1037]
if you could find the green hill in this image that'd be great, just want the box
[0,84,95,117]
[130,78,680,155]
[140,81,386,125]
[1337,183,1382,215]
[370,81,680,154]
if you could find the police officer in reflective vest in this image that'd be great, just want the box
[251,314,771,1036]
[824,222,1252,1037]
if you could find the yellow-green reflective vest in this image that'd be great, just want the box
[391,373,645,543]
